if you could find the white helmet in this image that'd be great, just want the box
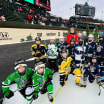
[50,36,55,40]
[78,33,82,37]
[82,31,87,34]
[35,61,45,71]
[59,35,64,39]
[88,34,94,38]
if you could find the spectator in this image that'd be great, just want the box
[82,31,88,44]
[77,33,82,41]
[0,16,2,21]
[66,27,78,45]
[1,15,6,21]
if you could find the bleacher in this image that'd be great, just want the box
[0,0,69,27]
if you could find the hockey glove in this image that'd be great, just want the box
[81,54,85,59]
[80,51,84,54]
[35,53,42,57]
[33,94,38,100]
[6,90,14,99]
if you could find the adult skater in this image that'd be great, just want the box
[66,27,78,45]
[32,61,53,102]
[2,59,34,104]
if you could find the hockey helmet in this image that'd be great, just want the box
[78,37,84,46]
[61,49,68,53]
[70,38,75,42]
[14,59,27,75]
[50,36,56,40]
[35,61,45,71]
[92,55,97,63]
[35,37,41,41]
[88,34,94,38]
[14,59,27,70]
[59,36,64,39]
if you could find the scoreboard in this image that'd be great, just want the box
[24,0,51,11]
[75,2,95,17]
[24,0,34,4]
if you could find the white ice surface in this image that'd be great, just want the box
[2,73,104,104]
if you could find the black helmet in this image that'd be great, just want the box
[70,38,75,43]
[92,55,97,60]
[79,37,84,46]
[14,59,27,75]
[61,49,68,54]
[35,37,41,41]
[14,59,27,70]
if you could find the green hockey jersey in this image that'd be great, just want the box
[32,68,53,95]
[2,67,34,97]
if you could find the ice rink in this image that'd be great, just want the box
[2,72,104,104]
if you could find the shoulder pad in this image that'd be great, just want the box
[67,57,72,61]
[32,44,37,47]
[41,44,45,47]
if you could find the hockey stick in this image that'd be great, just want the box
[44,40,47,48]
[52,69,71,104]
[86,68,104,96]
[98,85,101,96]
[97,81,104,96]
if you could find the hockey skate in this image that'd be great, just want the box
[48,95,53,102]
[76,83,85,87]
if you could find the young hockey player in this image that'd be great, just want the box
[58,49,83,87]
[47,36,58,72]
[31,37,46,63]
[58,49,72,86]
[67,38,75,58]
[86,34,96,62]
[2,59,34,104]
[32,61,53,102]
[67,38,76,74]
[83,55,99,87]
[75,37,87,69]
[57,35,68,58]
[74,37,87,87]
[96,34,104,64]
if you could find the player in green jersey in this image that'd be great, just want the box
[32,61,53,102]
[2,59,34,104]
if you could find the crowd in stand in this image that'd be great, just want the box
[0,0,69,27]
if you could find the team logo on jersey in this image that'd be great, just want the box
[97,45,103,52]
[15,78,21,82]
[37,78,42,82]
[34,46,37,49]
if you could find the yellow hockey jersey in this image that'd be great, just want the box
[31,44,46,60]
[58,57,72,75]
